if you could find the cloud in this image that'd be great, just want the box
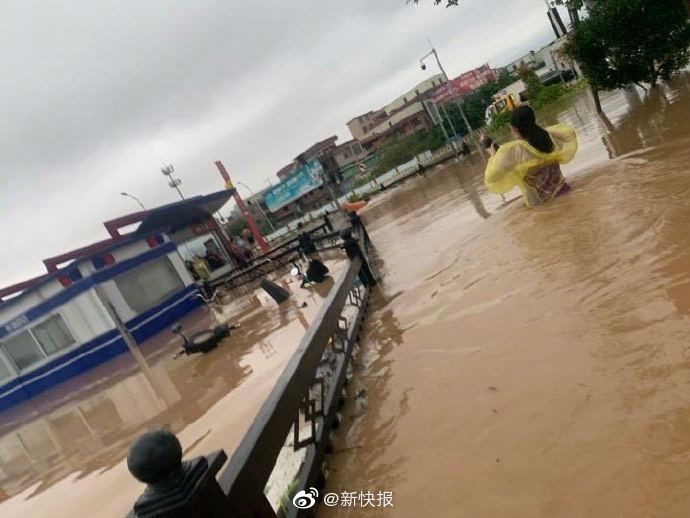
[0,0,559,287]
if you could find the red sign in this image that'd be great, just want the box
[192,220,216,235]
[432,64,497,104]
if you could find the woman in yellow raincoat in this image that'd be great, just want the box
[484,106,578,207]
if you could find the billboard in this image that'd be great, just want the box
[265,159,324,212]
[432,64,497,105]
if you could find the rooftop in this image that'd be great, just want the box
[0,189,235,303]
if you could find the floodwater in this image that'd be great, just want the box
[0,260,342,517]
[323,75,690,517]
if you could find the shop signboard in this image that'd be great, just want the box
[265,160,324,212]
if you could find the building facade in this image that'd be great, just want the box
[332,139,367,168]
[503,50,540,74]
[347,74,444,144]
[0,236,201,412]
[0,190,235,412]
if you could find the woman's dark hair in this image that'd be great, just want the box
[510,106,554,153]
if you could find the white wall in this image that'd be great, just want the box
[385,74,443,113]
[59,290,114,343]
[368,102,426,137]
[0,291,44,336]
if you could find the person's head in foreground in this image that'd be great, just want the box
[510,105,555,153]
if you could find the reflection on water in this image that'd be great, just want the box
[0,260,342,517]
[323,74,690,517]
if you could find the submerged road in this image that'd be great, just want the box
[0,259,344,517]
[323,76,690,517]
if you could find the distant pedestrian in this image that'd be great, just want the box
[323,212,333,232]
[340,229,376,287]
[348,211,370,245]
[241,228,255,247]
[229,238,249,267]
[298,231,317,259]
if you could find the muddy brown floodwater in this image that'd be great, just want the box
[0,258,343,517]
[322,74,690,518]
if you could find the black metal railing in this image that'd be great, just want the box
[211,225,342,291]
[126,229,373,517]
[220,255,368,517]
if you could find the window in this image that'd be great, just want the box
[32,315,75,355]
[0,313,77,373]
[4,331,45,371]
[115,256,184,314]
[0,355,13,381]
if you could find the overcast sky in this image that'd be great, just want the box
[0,0,561,288]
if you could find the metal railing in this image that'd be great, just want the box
[210,225,342,291]
[126,230,373,518]
[220,255,369,516]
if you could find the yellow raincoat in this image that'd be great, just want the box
[484,125,578,207]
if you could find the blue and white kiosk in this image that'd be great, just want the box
[0,190,235,412]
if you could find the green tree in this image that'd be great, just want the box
[517,67,543,101]
[563,0,690,111]
[455,72,517,129]
[371,127,446,176]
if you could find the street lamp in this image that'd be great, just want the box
[161,163,184,200]
[120,192,146,210]
[419,44,485,161]
[236,181,278,233]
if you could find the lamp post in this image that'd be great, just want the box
[236,181,278,233]
[419,44,485,162]
[161,163,184,200]
[120,192,146,211]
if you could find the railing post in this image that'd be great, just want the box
[127,430,231,517]
[340,229,376,287]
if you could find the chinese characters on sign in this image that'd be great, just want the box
[264,159,325,213]
[2,314,29,336]
[191,220,216,235]
[432,64,498,105]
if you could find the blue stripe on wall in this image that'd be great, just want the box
[0,284,203,413]
[0,242,178,339]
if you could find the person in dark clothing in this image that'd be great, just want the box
[300,258,330,287]
[340,229,377,287]
[298,231,317,259]
[347,211,371,245]
[323,212,333,232]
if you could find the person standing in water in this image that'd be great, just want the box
[484,106,578,207]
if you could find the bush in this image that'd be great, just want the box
[371,127,446,177]
[487,110,512,132]
[532,84,569,109]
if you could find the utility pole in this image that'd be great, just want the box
[161,164,184,200]
[237,181,278,233]
[419,44,485,162]
[214,160,270,252]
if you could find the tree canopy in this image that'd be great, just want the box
[563,0,690,89]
